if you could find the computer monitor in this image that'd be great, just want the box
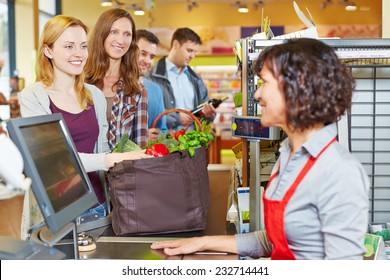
[6,113,98,234]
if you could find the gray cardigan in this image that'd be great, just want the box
[20,82,110,172]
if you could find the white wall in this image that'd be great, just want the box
[15,0,35,88]
[383,0,390,37]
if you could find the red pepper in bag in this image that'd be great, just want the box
[145,143,170,157]
[174,129,185,140]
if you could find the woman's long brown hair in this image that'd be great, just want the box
[84,8,141,96]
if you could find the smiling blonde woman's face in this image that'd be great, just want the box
[45,26,88,77]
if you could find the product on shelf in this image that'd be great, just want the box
[194,65,241,139]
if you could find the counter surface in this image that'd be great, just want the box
[72,165,238,260]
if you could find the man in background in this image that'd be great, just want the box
[149,27,216,131]
[136,29,167,139]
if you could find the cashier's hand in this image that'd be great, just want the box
[105,150,152,169]
[151,237,206,256]
[151,235,237,256]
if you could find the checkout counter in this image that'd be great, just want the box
[1,115,240,260]
[55,164,239,260]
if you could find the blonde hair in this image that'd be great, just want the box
[36,15,93,109]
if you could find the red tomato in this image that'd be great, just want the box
[145,143,170,157]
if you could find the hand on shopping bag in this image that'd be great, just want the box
[123,150,153,160]
[105,150,152,169]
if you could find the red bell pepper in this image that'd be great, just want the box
[174,129,186,140]
[145,143,170,157]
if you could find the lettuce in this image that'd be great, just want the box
[112,133,142,153]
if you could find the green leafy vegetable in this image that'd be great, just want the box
[112,133,142,153]
[144,120,215,157]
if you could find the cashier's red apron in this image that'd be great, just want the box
[263,137,336,260]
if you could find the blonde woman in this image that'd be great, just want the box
[20,15,149,220]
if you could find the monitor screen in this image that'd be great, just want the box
[232,116,280,140]
[6,113,98,234]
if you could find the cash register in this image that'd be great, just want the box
[0,132,65,259]
[2,114,101,259]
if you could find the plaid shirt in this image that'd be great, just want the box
[108,80,148,150]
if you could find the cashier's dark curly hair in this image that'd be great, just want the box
[253,38,355,132]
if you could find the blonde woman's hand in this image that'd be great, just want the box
[122,150,152,160]
[105,150,152,169]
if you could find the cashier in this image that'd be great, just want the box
[151,38,370,260]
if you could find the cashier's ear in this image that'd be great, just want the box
[44,45,53,59]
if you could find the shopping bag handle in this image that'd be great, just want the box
[151,108,204,132]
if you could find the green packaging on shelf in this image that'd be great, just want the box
[233,92,242,107]
[364,233,387,260]
[369,223,389,241]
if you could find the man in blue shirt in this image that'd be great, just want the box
[149,28,216,131]
[136,29,167,140]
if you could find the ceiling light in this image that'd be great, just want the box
[338,0,357,11]
[231,1,249,13]
[238,5,249,13]
[101,0,112,7]
[124,3,145,16]
[345,3,357,11]
[134,7,145,16]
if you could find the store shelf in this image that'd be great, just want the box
[194,65,241,140]
[193,65,242,164]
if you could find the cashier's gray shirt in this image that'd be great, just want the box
[235,123,370,260]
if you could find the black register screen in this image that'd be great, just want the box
[20,122,88,213]
[234,118,270,139]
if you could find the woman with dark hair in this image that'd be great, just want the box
[151,38,370,260]
[85,8,148,150]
